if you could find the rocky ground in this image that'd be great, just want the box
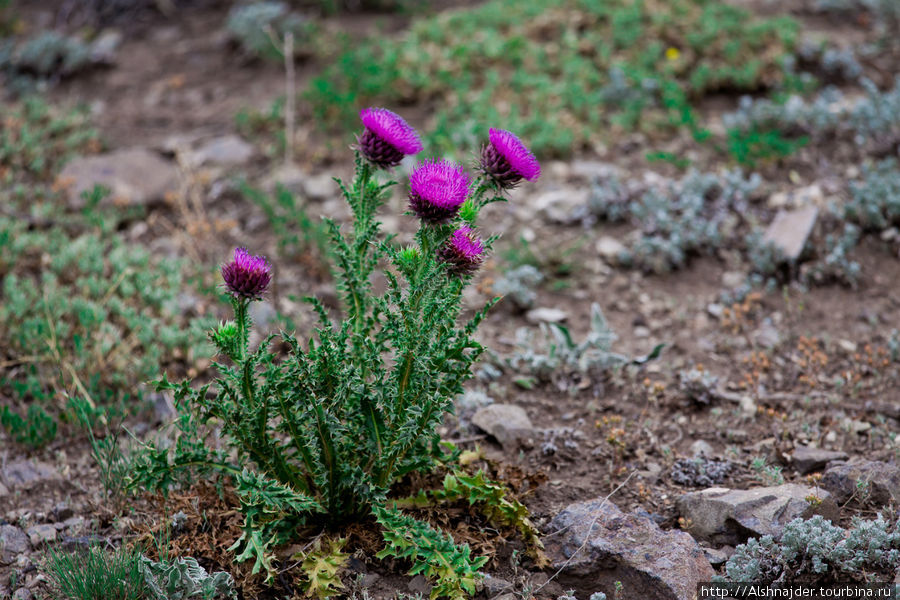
[3,1,900,599]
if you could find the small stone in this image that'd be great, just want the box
[471,404,534,449]
[533,188,590,224]
[58,148,179,209]
[12,588,32,600]
[482,574,513,596]
[596,236,627,262]
[408,574,431,595]
[634,325,651,338]
[0,525,31,565]
[721,271,746,289]
[739,395,757,416]
[690,440,715,459]
[838,340,858,353]
[706,303,724,318]
[191,135,255,167]
[824,431,838,443]
[703,547,730,566]
[753,319,781,349]
[762,205,819,261]
[545,499,714,600]
[881,227,898,242]
[51,502,74,522]
[26,524,57,548]
[90,29,123,64]
[525,307,568,324]
[676,484,838,545]
[302,172,338,201]
[791,446,848,475]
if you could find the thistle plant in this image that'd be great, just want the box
[133,109,541,596]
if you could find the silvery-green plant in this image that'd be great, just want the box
[846,159,900,230]
[141,556,236,600]
[493,264,544,310]
[132,108,543,596]
[502,303,634,381]
[720,515,900,584]
[618,169,759,272]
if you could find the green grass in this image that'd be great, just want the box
[43,545,147,600]
[307,0,798,158]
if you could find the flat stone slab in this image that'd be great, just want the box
[471,404,534,449]
[0,525,31,565]
[791,446,848,475]
[57,147,179,209]
[676,484,838,545]
[822,458,900,505]
[2,460,58,489]
[762,205,818,261]
[545,499,713,600]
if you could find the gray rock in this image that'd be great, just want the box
[762,205,819,261]
[791,446,848,475]
[90,29,123,64]
[26,524,57,547]
[482,574,513,595]
[302,172,338,201]
[703,547,730,566]
[822,458,900,505]
[525,307,568,324]
[191,135,255,167]
[533,188,590,224]
[675,484,838,545]
[690,440,715,459]
[51,500,75,521]
[471,404,534,448]
[545,499,713,600]
[407,574,431,595]
[0,481,7,496]
[596,236,627,262]
[58,148,179,209]
[12,588,32,600]
[0,525,31,565]
[2,460,57,488]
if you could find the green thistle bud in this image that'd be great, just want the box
[397,246,421,274]
[458,198,478,226]
[211,320,239,354]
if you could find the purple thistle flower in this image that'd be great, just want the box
[408,159,470,224]
[438,226,485,276]
[221,247,271,300]
[358,107,423,168]
[480,128,541,188]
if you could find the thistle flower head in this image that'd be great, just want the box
[221,247,271,300]
[480,128,541,188]
[358,107,423,168]
[408,159,470,224]
[438,225,485,276]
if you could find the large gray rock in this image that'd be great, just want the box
[190,135,255,167]
[58,148,179,209]
[545,499,713,600]
[2,460,58,488]
[791,446,848,475]
[0,525,31,565]
[762,205,818,261]
[676,484,838,545]
[471,404,534,449]
[822,458,900,505]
